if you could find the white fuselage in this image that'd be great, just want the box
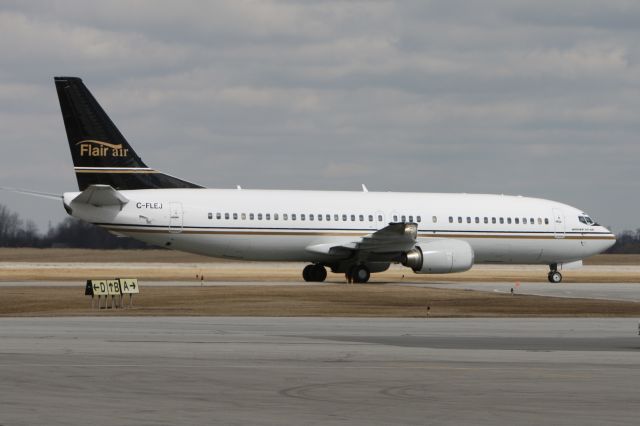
[63,188,616,266]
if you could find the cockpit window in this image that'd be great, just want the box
[579,215,597,226]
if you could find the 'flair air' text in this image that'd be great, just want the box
[76,140,129,157]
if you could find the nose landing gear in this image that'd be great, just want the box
[547,264,562,283]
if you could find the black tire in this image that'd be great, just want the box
[311,264,327,282]
[548,271,562,283]
[302,265,313,282]
[352,265,370,283]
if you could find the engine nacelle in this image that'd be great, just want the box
[401,239,474,274]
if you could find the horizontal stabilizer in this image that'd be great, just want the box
[0,187,62,200]
[72,184,129,207]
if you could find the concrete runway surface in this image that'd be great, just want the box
[417,282,640,302]
[1,317,639,425]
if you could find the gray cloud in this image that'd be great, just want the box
[1,0,638,232]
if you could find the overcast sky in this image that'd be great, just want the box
[1,0,639,232]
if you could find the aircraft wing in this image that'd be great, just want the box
[306,222,418,257]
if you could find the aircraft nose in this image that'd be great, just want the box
[599,227,616,252]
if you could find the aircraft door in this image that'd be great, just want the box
[552,208,565,239]
[169,202,183,233]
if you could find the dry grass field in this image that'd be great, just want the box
[1,248,638,264]
[0,249,639,282]
[3,285,640,317]
[1,249,639,317]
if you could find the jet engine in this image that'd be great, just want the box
[401,239,474,274]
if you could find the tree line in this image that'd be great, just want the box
[0,204,148,249]
[1,203,639,253]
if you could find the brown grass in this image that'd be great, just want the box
[1,249,638,282]
[2,285,640,317]
[1,248,638,265]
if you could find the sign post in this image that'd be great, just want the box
[119,278,139,307]
[106,279,122,308]
[91,280,109,309]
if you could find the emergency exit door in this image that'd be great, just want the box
[169,202,183,233]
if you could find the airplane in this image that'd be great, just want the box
[9,76,619,284]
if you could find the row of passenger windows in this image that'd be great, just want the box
[208,212,387,222]
[206,211,549,226]
[449,216,549,225]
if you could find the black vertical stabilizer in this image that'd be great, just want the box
[54,76,202,190]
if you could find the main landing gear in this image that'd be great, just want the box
[303,264,327,282]
[346,264,370,283]
[547,264,562,283]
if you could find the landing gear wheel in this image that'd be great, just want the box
[302,265,313,282]
[303,264,327,282]
[311,264,327,282]
[352,265,370,283]
[548,271,562,283]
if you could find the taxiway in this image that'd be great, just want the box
[1,317,639,425]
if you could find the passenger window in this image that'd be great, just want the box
[393,215,398,222]
[309,214,314,221]
[266,213,270,220]
[432,216,437,223]
[334,214,339,221]
[326,214,330,221]
[515,218,519,224]
[351,214,356,221]
[225,213,230,220]
[530,218,534,224]
[538,218,542,225]
[317,214,322,221]
[241,213,246,220]
[499,218,504,224]
[449,216,453,223]
[301,214,306,221]
[378,215,383,222]
[258,213,263,220]
[475,217,479,224]
[216,212,221,220]
[408,215,413,222]
[466,217,471,224]
[368,215,373,222]
[492,217,496,224]
[544,218,549,225]
[458,217,462,224]
[292,214,296,220]
[484,217,488,224]
[283,213,288,220]
[359,215,364,221]
[233,213,238,220]
[507,218,511,224]
[401,215,406,222]
[208,212,212,219]
[250,213,254,220]
[417,216,422,223]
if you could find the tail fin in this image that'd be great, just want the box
[54,76,202,190]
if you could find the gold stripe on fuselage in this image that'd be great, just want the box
[101,226,616,240]
[75,169,159,174]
